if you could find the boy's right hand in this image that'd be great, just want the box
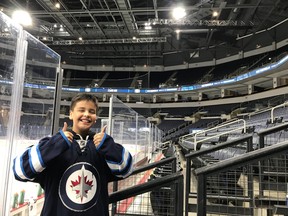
[62,122,73,143]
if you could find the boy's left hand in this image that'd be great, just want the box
[93,125,107,148]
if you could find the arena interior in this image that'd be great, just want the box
[1,0,288,215]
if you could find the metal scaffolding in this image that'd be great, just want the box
[50,37,167,45]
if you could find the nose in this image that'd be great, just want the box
[83,110,89,116]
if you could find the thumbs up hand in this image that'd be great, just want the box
[93,125,107,148]
[62,122,73,143]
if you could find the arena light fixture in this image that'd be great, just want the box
[172,7,186,20]
[12,10,32,26]
[212,11,219,17]
[55,2,61,9]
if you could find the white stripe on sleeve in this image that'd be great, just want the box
[30,144,45,173]
[115,159,133,178]
[106,148,130,172]
[14,156,33,181]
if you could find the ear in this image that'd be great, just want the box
[69,110,73,120]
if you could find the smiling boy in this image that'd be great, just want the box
[13,93,133,215]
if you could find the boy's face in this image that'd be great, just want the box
[69,100,97,135]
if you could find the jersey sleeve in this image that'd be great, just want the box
[13,131,71,182]
[96,134,133,178]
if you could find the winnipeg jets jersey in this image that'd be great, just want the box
[13,130,133,216]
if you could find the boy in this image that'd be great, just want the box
[13,93,133,215]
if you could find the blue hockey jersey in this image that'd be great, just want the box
[13,130,133,216]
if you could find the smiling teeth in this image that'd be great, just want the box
[81,119,91,123]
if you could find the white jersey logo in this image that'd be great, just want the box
[68,165,96,203]
[59,162,101,212]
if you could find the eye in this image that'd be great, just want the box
[89,110,96,114]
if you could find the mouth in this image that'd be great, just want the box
[80,118,92,124]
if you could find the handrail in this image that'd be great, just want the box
[109,155,180,215]
[179,118,245,145]
[194,118,245,141]
[184,135,253,216]
[257,122,288,136]
[109,172,183,203]
[193,119,246,150]
[247,101,288,121]
[247,106,271,119]
[195,139,288,176]
[193,127,243,150]
[271,101,288,123]
[132,156,176,175]
[206,119,219,128]
[185,135,253,159]
[195,139,288,215]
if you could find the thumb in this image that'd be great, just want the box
[101,125,107,133]
[62,122,68,131]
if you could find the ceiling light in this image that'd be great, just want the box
[212,11,219,17]
[79,37,83,40]
[12,10,32,26]
[172,7,186,20]
[55,3,60,9]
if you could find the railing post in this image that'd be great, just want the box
[247,163,254,216]
[258,134,265,197]
[111,181,118,215]
[176,175,184,216]
[247,136,255,215]
[197,174,207,216]
[172,157,176,173]
[247,136,253,152]
[270,102,288,123]
[185,157,191,216]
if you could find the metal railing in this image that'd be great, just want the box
[184,135,253,216]
[195,140,288,215]
[179,118,246,151]
[109,156,184,216]
[184,122,288,216]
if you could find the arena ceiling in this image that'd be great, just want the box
[1,0,288,68]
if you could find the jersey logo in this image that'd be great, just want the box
[59,162,101,212]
